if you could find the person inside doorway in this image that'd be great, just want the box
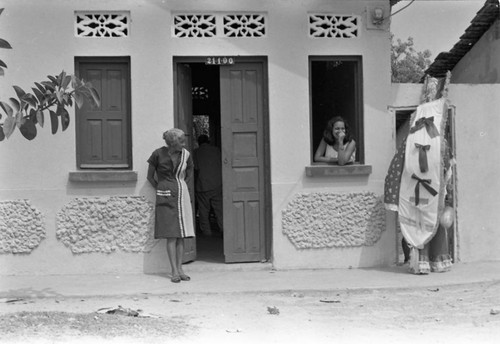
[193,134,223,236]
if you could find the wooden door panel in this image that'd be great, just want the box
[106,120,124,161]
[221,62,266,263]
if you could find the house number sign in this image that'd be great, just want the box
[205,57,235,65]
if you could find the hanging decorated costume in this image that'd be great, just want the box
[384,74,454,274]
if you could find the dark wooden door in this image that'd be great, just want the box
[175,63,197,263]
[76,59,131,168]
[220,62,266,262]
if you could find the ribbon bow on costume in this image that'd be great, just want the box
[415,143,431,173]
[409,116,439,139]
[411,174,438,206]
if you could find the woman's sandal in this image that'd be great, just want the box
[171,275,181,283]
[179,274,191,281]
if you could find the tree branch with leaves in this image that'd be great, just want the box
[0,71,101,141]
[391,35,432,83]
[0,8,100,142]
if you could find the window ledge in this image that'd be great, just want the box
[305,164,372,177]
[69,171,138,182]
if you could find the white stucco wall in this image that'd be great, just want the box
[0,0,397,275]
[390,83,500,263]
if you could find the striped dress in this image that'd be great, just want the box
[147,147,195,238]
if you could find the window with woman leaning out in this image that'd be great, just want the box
[309,56,364,165]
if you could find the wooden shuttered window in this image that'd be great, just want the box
[75,57,131,169]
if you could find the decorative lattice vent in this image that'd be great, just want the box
[173,14,217,37]
[173,13,267,38]
[309,14,359,38]
[75,12,130,37]
[223,14,266,37]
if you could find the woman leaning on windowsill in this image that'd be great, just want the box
[314,116,356,166]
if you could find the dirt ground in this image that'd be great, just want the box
[0,281,499,344]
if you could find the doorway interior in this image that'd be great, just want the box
[189,63,224,263]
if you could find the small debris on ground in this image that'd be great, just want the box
[291,292,304,298]
[226,328,242,333]
[267,306,280,315]
[427,288,440,292]
[1,298,24,303]
[96,305,160,318]
[319,299,341,303]
[490,309,500,315]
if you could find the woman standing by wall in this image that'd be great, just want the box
[147,128,195,283]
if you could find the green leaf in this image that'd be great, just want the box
[47,75,58,84]
[90,87,101,107]
[9,98,20,112]
[15,111,24,128]
[19,118,37,140]
[36,110,44,128]
[59,107,70,131]
[74,92,84,109]
[61,75,71,90]
[0,101,13,117]
[71,75,81,89]
[0,126,5,142]
[57,71,66,86]
[49,110,58,134]
[3,115,16,139]
[34,82,45,93]
[32,87,44,103]
[22,94,38,108]
[0,38,12,49]
[29,108,37,123]
[41,81,55,91]
[13,86,26,99]
[55,90,63,104]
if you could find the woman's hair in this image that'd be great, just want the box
[322,116,352,145]
[163,128,185,146]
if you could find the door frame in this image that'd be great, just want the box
[172,56,272,262]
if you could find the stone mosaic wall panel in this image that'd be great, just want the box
[0,200,45,254]
[282,192,385,249]
[56,196,156,254]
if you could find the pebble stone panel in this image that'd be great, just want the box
[282,192,386,249]
[0,200,45,254]
[56,196,157,254]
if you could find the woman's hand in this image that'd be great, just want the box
[337,131,346,146]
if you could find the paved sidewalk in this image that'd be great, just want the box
[1,261,499,299]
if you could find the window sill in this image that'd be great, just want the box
[305,164,372,177]
[68,171,138,182]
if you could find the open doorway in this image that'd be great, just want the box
[175,57,270,264]
[189,63,224,263]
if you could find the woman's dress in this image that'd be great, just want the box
[324,143,356,163]
[147,147,195,238]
